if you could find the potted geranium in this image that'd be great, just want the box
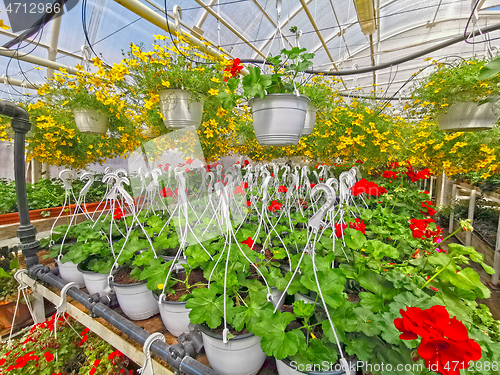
[123,35,227,131]
[219,47,315,146]
[411,59,500,131]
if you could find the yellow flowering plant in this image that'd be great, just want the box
[411,58,500,115]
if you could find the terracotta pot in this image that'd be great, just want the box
[0,300,31,331]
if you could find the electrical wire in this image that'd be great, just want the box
[81,0,110,67]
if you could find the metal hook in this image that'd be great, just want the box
[173,5,182,36]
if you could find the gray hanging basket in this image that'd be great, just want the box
[437,101,499,132]
[301,103,317,136]
[249,93,310,146]
[159,89,204,129]
[73,109,109,135]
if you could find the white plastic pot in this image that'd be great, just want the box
[249,94,310,146]
[110,279,159,320]
[77,264,111,297]
[276,358,351,375]
[301,104,317,136]
[56,260,85,288]
[437,101,498,132]
[73,109,109,135]
[159,89,204,129]
[271,286,285,310]
[154,294,191,337]
[199,325,266,375]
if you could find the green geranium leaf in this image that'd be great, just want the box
[345,333,378,362]
[300,269,346,309]
[186,287,231,329]
[344,228,366,250]
[251,310,303,359]
[353,307,381,336]
[359,292,385,312]
[293,300,315,319]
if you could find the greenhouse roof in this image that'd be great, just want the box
[0,0,500,99]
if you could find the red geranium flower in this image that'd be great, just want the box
[113,207,124,220]
[245,201,251,207]
[409,218,442,243]
[160,187,173,197]
[268,200,282,212]
[334,223,347,238]
[351,179,387,197]
[243,182,249,189]
[310,183,316,188]
[224,58,244,81]
[44,351,54,362]
[241,237,255,249]
[278,185,287,193]
[395,306,481,375]
[186,158,193,164]
[348,218,366,234]
[421,200,437,216]
[382,170,398,180]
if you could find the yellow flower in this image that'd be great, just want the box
[208,88,219,96]
[161,80,170,87]
[205,129,214,138]
[211,77,221,83]
[157,284,164,290]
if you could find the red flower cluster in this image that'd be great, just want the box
[245,200,252,207]
[349,218,366,234]
[351,179,387,197]
[405,163,431,182]
[335,223,347,238]
[268,200,282,212]
[278,185,287,193]
[310,183,316,189]
[234,182,248,195]
[382,170,398,180]
[395,306,481,375]
[113,207,124,220]
[421,200,437,216]
[409,218,442,243]
[224,58,244,81]
[160,187,173,197]
[241,237,255,250]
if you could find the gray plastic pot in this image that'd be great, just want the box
[159,89,204,129]
[271,286,285,310]
[198,324,266,375]
[77,264,111,297]
[294,292,318,305]
[56,260,85,288]
[276,358,351,375]
[301,104,317,136]
[437,101,498,132]
[154,293,191,337]
[249,94,310,146]
[73,109,108,135]
[109,279,159,320]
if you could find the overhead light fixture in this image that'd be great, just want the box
[353,0,377,35]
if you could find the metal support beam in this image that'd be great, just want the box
[112,0,227,61]
[298,0,347,89]
[0,75,39,89]
[192,0,265,58]
[0,47,78,74]
[196,0,217,29]
[492,216,500,285]
[0,30,81,60]
[47,9,63,80]
[466,189,477,247]
[369,34,376,85]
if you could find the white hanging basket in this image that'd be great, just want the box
[159,89,204,129]
[198,325,266,375]
[155,294,191,337]
[437,101,498,132]
[249,94,310,146]
[301,104,317,136]
[109,279,159,320]
[77,264,111,297]
[56,260,85,288]
[73,109,109,135]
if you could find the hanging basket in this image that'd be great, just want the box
[249,93,310,146]
[159,89,204,129]
[73,109,109,135]
[437,101,498,132]
[301,103,317,136]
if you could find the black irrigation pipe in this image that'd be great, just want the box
[240,22,500,76]
[0,99,218,375]
[28,267,217,375]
